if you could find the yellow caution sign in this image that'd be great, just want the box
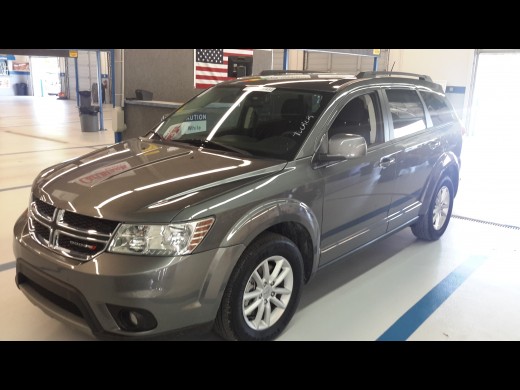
[373,49,381,55]
[69,50,78,58]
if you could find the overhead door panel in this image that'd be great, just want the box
[272,49,284,69]
[331,53,360,73]
[305,52,330,71]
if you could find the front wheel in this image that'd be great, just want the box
[411,176,454,241]
[214,232,304,341]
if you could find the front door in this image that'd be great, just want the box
[319,91,398,266]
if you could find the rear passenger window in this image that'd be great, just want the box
[419,91,455,127]
[386,89,426,138]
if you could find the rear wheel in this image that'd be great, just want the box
[412,176,454,241]
[214,232,303,341]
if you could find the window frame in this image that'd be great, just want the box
[324,89,387,151]
[418,90,456,128]
[382,87,430,140]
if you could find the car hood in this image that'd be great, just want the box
[33,138,286,222]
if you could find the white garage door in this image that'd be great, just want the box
[66,51,110,104]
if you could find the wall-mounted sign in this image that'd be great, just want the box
[13,62,30,71]
[0,60,8,76]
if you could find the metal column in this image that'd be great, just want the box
[74,56,80,107]
[96,50,105,130]
[283,49,289,70]
[373,56,379,71]
[110,49,116,108]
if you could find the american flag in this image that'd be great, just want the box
[194,49,254,89]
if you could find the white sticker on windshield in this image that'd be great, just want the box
[243,86,276,92]
[180,113,207,134]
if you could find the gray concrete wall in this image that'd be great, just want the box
[124,49,197,103]
[123,102,179,140]
[123,49,273,103]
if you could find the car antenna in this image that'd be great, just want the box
[390,61,395,75]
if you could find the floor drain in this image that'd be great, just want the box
[452,214,520,231]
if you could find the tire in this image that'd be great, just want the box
[214,232,304,341]
[411,175,454,241]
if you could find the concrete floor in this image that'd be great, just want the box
[1,96,519,341]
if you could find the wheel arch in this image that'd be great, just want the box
[419,151,460,215]
[220,199,321,283]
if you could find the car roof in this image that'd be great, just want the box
[220,73,358,93]
[217,71,443,94]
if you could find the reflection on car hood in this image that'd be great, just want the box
[33,138,286,222]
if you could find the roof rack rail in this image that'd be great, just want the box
[259,70,323,75]
[356,71,432,82]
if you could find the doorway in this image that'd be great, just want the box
[453,50,520,227]
[30,57,61,97]
[469,51,520,140]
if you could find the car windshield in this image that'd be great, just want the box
[151,85,333,160]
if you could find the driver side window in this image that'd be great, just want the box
[329,92,383,146]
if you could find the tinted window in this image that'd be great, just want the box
[329,92,383,146]
[386,89,426,138]
[420,91,455,127]
[153,86,332,160]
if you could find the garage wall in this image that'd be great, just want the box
[272,49,389,73]
[388,49,475,122]
[123,49,274,104]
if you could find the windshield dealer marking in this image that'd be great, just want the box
[293,115,314,137]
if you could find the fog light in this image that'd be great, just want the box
[127,311,140,327]
[106,304,158,332]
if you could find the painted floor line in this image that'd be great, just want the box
[0,144,110,157]
[4,130,68,144]
[0,184,32,192]
[377,255,487,341]
[0,261,16,273]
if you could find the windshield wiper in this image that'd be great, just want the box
[174,139,252,156]
[144,131,166,142]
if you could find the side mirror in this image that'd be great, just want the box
[329,133,367,159]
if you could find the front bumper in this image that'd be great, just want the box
[12,212,245,339]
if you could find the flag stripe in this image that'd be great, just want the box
[196,75,233,81]
[195,64,228,71]
[224,49,254,56]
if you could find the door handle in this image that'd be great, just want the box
[379,156,395,168]
[427,140,441,150]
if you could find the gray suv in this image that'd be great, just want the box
[13,71,463,340]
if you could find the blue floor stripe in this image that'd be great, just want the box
[0,261,16,273]
[377,255,486,341]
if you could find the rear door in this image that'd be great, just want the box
[382,88,444,231]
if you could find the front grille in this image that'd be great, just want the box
[33,220,51,243]
[34,198,56,220]
[57,234,101,255]
[29,196,120,261]
[62,211,119,235]
[20,273,84,318]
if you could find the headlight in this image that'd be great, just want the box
[108,217,214,256]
